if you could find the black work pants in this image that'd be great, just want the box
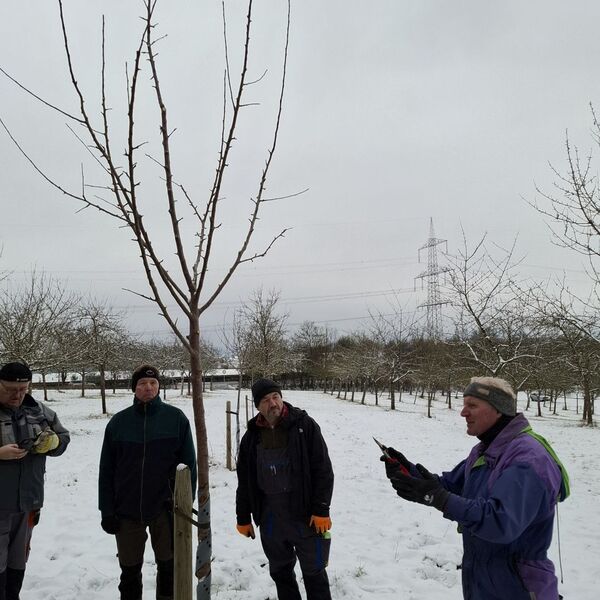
[115,510,173,600]
[260,509,331,600]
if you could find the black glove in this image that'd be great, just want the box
[101,515,121,535]
[379,446,412,479]
[390,463,450,511]
[29,509,41,527]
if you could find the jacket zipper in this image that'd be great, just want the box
[140,404,147,522]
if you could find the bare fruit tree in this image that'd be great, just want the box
[0,273,80,399]
[77,300,128,414]
[444,231,541,392]
[240,287,289,378]
[532,283,599,425]
[0,0,291,595]
[532,105,600,287]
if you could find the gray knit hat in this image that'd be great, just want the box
[463,381,516,416]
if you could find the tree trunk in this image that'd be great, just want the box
[189,314,211,597]
[42,371,48,402]
[100,363,107,415]
[80,369,85,398]
[583,375,593,426]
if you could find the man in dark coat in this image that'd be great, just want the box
[382,376,568,600]
[0,362,70,600]
[236,378,334,600]
[98,364,197,600]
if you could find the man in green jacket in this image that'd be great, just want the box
[98,365,196,600]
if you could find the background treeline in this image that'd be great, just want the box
[1,255,598,424]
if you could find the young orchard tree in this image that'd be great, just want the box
[532,284,600,425]
[291,321,337,392]
[241,287,289,379]
[77,301,128,413]
[532,105,600,287]
[0,1,292,594]
[221,307,254,454]
[444,231,542,394]
[0,273,80,399]
[368,307,416,409]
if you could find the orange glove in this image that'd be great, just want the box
[309,515,332,534]
[236,523,255,539]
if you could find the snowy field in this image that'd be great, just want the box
[19,387,599,599]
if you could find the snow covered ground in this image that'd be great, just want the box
[19,387,599,599]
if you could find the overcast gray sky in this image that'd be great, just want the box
[1,0,599,344]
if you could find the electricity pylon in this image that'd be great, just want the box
[415,218,450,340]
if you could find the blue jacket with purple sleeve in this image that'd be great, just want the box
[437,413,568,600]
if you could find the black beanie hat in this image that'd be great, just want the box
[131,364,160,392]
[251,378,282,407]
[0,362,32,382]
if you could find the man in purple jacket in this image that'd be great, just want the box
[383,376,569,600]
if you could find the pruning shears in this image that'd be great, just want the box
[373,436,409,475]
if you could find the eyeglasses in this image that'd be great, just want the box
[0,381,30,396]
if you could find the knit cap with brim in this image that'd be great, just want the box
[251,378,282,407]
[131,365,160,392]
[463,381,516,416]
[0,362,32,382]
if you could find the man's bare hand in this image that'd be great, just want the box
[0,443,27,460]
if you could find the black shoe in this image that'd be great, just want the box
[5,569,25,600]
[118,563,143,600]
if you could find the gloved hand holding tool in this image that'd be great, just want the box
[390,463,450,511]
[373,437,410,477]
[30,429,60,454]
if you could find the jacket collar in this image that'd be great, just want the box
[249,401,300,431]
[477,413,530,461]
[133,394,162,414]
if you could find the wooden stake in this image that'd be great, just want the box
[226,400,232,471]
[174,465,193,600]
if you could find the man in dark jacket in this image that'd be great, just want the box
[382,376,569,600]
[98,364,197,600]
[0,361,70,600]
[236,378,334,600]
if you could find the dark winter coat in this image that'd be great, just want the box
[0,394,70,513]
[439,413,567,600]
[98,395,197,523]
[236,402,334,526]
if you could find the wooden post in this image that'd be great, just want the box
[226,401,232,471]
[174,465,193,600]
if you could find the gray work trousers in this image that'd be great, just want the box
[0,513,33,572]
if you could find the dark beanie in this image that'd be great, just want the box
[131,364,160,392]
[251,378,282,407]
[0,362,32,382]
[463,381,516,416]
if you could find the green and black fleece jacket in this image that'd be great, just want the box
[98,395,197,523]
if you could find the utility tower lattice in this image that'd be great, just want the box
[415,218,450,339]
